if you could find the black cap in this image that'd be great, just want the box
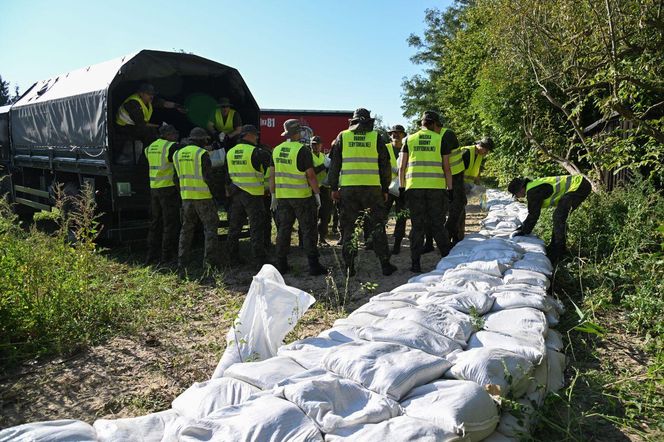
[138,83,156,95]
[421,111,442,125]
[158,123,178,137]
[477,137,495,151]
[310,136,321,144]
[189,127,210,140]
[508,178,526,196]
[388,124,406,134]
[240,124,259,136]
[217,97,231,107]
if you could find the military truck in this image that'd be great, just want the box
[0,50,259,240]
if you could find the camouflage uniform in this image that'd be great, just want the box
[444,173,467,243]
[339,187,391,265]
[179,199,220,267]
[407,189,449,262]
[147,186,181,263]
[227,189,267,264]
[386,192,407,244]
[317,186,333,241]
[276,196,319,262]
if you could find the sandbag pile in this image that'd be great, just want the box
[1,190,566,442]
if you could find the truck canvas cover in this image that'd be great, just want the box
[9,49,258,155]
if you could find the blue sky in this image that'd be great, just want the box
[0,0,452,126]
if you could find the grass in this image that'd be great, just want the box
[530,178,664,440]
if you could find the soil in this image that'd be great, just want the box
[0,207,484,428]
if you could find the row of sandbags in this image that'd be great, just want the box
[0,190,565,442]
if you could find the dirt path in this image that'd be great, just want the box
[0,208,484,428]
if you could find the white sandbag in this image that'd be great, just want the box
[434,255,471,271]
[446,347,534,397]
[401,379,499,440]
[371,290,426,304]
[94,409,180,442]
[482,307,549,337]
[275,367,329,388]
[455,260,507,277]
[440,268,505,293]
[467,331,545,364]
[497,398,537,439]
[408,271,446,284]
[545,329,564,351]
[389,282,429,293]
[318,326,362,343]
[172,378,259,419]
[547,350,566,393]
[503,269,550,289]
[169,395,324,442]
[325,415,465,442]
[419,290,495,315]
[275,372,401,433]
[512,236,547,254]
[359,318,462,357]
[322,341,451,400]
[468,249,522,265]
[351,299,415,317]
[491,283,547,296]
[224,356,306,390]
[333,312,382,328]
[0,420,97,442]
[513,253,553,276]
[490,291,552,313]
[386,304,474,345]
[278,337,344,369]
[212,265,316,378]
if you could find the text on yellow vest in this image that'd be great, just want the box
[228,144,265,196]
[340,130,380,186]
[526,175,583,208]
[405,129,446,190]
[145,138,176,189]
[273,141,312,199]
[173,145,212,200]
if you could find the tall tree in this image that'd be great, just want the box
[0,76,11,106]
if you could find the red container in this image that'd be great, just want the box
[259,109,353,152]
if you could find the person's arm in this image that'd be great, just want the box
[155,97,186,113]
[521,185,552,234]
[201,152,214,188]
[167,142,180,162]
[298,148,319,194]
[327,133,343,191]
[376,135,391,194]
[306,168,320,194]
[226,111,242,139]
[441,129,458,191]
[252,147,271,172]
[269,155,276,195]
[399,141,409,189]
[124,100,154,127]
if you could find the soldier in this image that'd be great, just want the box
[310,136,333,246]
[328,108,397,276]
[508,175,591,261]
[174,127,221,270]
[386,124,408,255]
[144,124,181,265]
[269,119,327,276]
[207,97,242,145]
[399,111,458,273]
[225,125,271,267]
[445,137,494,244]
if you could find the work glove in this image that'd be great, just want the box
[447,189,454,203]
[270,195,278,212]
[314,193,321,209]
[218,132,226,142]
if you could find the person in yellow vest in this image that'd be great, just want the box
[207,97,242,146]
[386,124,409,255]
[310,135,333,246]
[144,124,181,265]
[328,108,397,277]
[269,119,327,275]
[173,127,221,270]
[445,137,494,244]
[115,83,184,145]
[399,110,458,273]
[508,175,591,260]
[225,125,271,267]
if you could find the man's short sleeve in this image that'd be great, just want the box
[297,147,314,172]
[401,138,409,154]
[441,129,459,155]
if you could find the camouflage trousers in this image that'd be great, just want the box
[227,190,267,263]
[178,199,220,268]
[317,186,333,240]
[407,188,450,262]
[551,178,592,250]
[339,187,390,267]
[146,186,181,262]
[385,192,408,241]
[444,174,468,243]
[276,197,319,260]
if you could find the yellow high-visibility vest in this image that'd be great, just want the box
[386,143,399,180]
[340,130,380,187]
[448,148,466,176]
[144,138,176,189]
[405,129,446,190]
[463,145,484,183]
[213,108,236,134]
[228,144,265,196]
[115,93,153,126]
[173,145,212,200]
[526,175,584,208]
[273,141,312,199]
[312,151,328,187]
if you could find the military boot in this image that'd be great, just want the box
[410,259,422,273]
[381,260,397,276]
[308,256,328,276]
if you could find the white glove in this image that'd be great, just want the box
[314,193,321,208]
[218,132,226,142]
[270,195,278,211]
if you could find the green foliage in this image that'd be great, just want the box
[0,194,202,370]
